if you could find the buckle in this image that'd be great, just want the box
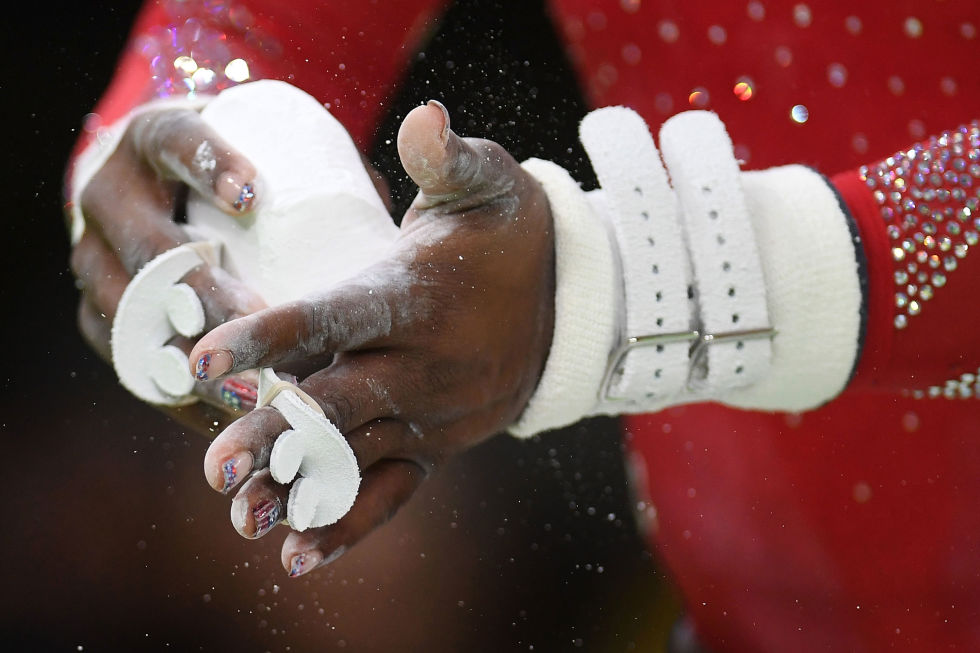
[601,326,777,402]
[601,330,700,402]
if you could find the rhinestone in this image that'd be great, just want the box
[892,247,906,261]
[907,262,918,274]
[907,300,921,316]
[887,225,901,239]
[937,189,951,202]
[954,158,967,171]
[912,390,925,399]
[895,292,908,308]
[962,373,976,384]
[901,238,915,252]
[922,222,936,235]
[923,235,936,248]
[928,254,941,268]
[913,232,925,243]
[928,386,942,398]
[873,190,886,204]
[917,272,928,283]
[932,272,947,287]
[939,236,952,251]
[919,285,934,300]
[923,188,937,201]
[943,385,957,399]
[894,314,908,329]
[954,243,969,258]
[906,284,918,296]
[948,221,961,235]
[894,270,908,285]
[881,206,895,220]
[944,256,958,271]
[965,231,979,245]
[916,250,928,263]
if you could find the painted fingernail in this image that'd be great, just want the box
[252,497,283,538]
[289,549,325,577]
[216,172,256,213]
[427,99,450,144]
[194,350,232,381]
[219,452,253,493]
[221,378,257,411]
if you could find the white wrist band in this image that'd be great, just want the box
[511,108,860,435]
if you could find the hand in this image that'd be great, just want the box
[190,101,556,575]
[68,108,268,428]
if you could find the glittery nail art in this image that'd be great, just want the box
[233,182,255,212]
[221,458,239,493]
[195,353,211,381]
[253,498,282,538]
[289,553,307,577]
[221,378,257,411]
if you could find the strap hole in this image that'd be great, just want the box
[634,186,643,195]
[722,261,731,271]
[717,234,726,245]
[728,286,736,297]
[732,313,740,323]
[735,365,744,374]
[656,317,664,327]
[656,344,665,353]
[654,369,662,378]
[709,210,719,219]
[687,286,694,299]
[647,236,656,246]
[655,291,663,302]
[702,186,712,194]
[652,263,659,274]
[641,211,650,220]
[736,340,744,350]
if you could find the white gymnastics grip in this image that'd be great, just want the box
[110,241,218,405]
[259,368,361,530]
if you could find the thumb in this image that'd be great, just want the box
[397,100,506,204]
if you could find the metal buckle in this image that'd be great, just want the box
[688,327,777,383]
[600,326,777,402]
[601,330,700,402]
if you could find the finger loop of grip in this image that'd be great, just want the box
[260,368,360,531]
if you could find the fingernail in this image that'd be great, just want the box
[216,172,256,213]
[427,99,450,144]
[221,378,257,411]
[289,549,325,577]
[252,497,283,538]
[195,350,232,381]
[219,452,253,493]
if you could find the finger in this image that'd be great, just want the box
[203,406,287,493]
[128,109,259,214]
[397,100,516,210]
[77,299,112,362]
[229,469,288,539]
[188,280,403,380]
[280,459,426,577]
[70,231,131,321]
[203,360,404,493]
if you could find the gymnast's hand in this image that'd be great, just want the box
[190,101,556,576]
[68,108,268,427]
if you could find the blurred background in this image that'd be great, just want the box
[4,1,678,650]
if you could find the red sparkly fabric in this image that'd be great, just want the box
[85,1,980,650]
[548,1,980,650]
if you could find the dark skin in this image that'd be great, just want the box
[72,100,556,576]
[70,108,268,429]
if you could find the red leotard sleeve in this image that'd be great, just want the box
[833,122,980,397]
[75,0,450,155]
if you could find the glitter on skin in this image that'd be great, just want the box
[195,353,211,380]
